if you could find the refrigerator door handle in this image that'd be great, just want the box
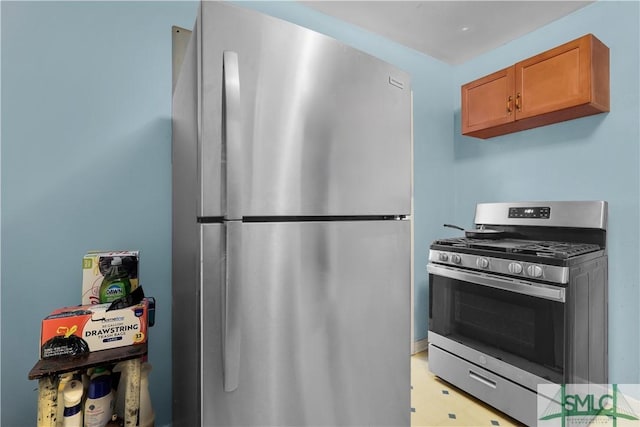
[223,221,242,392]
[223,51,243,220]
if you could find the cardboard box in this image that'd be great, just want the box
[82,250,139,305]
[40,300,148,359]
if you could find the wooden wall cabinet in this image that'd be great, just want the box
[461,34,609,139]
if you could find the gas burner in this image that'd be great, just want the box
[512,241,601,259]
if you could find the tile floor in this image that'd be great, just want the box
[411,351,524,427]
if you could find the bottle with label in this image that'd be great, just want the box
[62,379,83,427]
[56,372,75,427]
[99,257,131,303]
[84,367,114,427]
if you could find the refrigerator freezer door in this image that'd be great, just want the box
[201,220,411,426]
[200,2,412,218]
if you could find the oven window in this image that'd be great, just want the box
[429,274,564,383]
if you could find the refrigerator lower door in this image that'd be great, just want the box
[201,220,410,426]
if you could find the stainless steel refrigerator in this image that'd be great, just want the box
[172,2,412,426]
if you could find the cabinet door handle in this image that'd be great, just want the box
[515,93,521,111]
[507,96,513,114]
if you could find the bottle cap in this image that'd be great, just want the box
[63,380,84,407]
[111,257,122,266]
[59,372,74,381]
[93,366,108,375]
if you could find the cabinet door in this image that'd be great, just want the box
[461,67,515,135]
[516,35,594,120]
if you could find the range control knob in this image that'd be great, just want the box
[439,252,449,262]
[527,265,543,278]
[508,262,523,274]
[451,254,462,264]
[476,258,489,269]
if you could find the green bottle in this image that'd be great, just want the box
[99,257,131,303]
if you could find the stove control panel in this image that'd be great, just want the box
[428,250,569,284]
[508,206,550,219]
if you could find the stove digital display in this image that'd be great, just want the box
[508,206,550,219]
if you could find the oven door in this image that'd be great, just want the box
[428,263,565,383]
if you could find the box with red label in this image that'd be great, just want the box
[40,300,148,359]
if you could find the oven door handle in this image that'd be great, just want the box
[427,264,566,302]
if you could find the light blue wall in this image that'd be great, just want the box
[451,1,640,383]
[1,2,200,425]
[1,1,449,425]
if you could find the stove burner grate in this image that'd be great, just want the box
[514,241,601,258]
[433,238,601,259]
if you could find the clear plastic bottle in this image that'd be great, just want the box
[99,257,131,303]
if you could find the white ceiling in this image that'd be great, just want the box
[301,1,593,64]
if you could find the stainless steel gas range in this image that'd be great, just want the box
[427,201,608,426]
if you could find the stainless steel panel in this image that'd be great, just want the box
[428,249,570,284]
[196,9,222,218]
[201,2,411,217]
[474,201,608,229]
[175,9,223,218]
[428,332,553,393]
[201,220,411,426]
[172,26,192,94]
[172,19,202,427]
[200,223,224,424]
[427,263,566,302]
[172,21,200,224]
[429,344,538,427]
[565,256,608,384]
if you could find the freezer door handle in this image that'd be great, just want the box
[223,221,242,391]
[223,51,243,220]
